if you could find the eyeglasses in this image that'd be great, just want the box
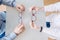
[31,9,37,22]
[18,12,23,25]
[31,9,43,32]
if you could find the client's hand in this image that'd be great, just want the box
[16,4,25,13]
[14,24,25,35]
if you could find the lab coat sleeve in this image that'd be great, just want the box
[2,0,16,7]
[2,32,17,40]
[44,2,60,12]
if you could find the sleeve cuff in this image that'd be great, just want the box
[12,0,17,7]
[44,2,60,12]
[8,32,17,40]
[4,32,17,40]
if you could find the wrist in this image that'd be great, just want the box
[14,32,19,36]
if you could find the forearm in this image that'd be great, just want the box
[3,32,17,40]
[44,2,60,12]
[2,0,16,7]
[39,2,60,12]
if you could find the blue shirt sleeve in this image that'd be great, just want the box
[2,0,16,7]
[2,32,17,40]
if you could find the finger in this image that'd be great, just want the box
[20,5,25,11]
[18,5,25,11]
[30,22,33,28]
[30,22,35,29]
[16,6,23,13]
[29,6,35,11]
[30,6,39,11]
[20,24,24,28]
[19,25,25,33]
[16,7,21,11]
[17,24,23,28]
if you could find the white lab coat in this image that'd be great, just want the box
[44,2,60,12]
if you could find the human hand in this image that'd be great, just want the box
[30,21,43,32]
[16,4,25,13]
[30,6,39,12]
[30,6,44,12]
[0,5,6,12]
[30,21,40,30]
[14,24,25,35]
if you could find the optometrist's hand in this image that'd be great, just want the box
[14,24,25,35]
[30,21,40,30]
[16,4,25,13]
[30,22,43,32]
[30,6,39,11]
[30,6,44,12]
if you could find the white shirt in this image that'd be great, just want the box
[44,2,60,12]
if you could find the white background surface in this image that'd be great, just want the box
[6,0,51,40]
